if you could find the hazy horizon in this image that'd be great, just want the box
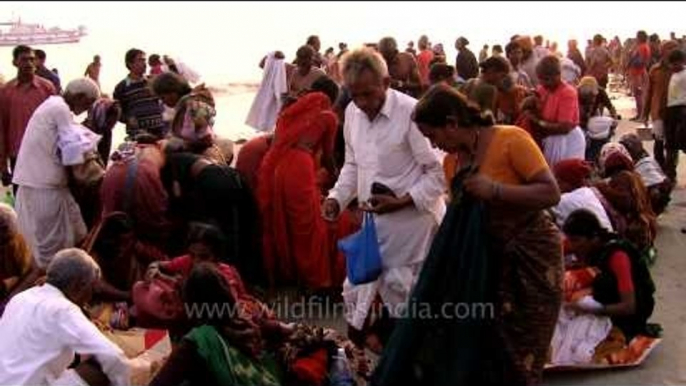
[1,1,685,89]
[1,1,684,140]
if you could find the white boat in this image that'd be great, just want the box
[0,18,86,46]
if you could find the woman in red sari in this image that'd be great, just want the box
[257,90,351,291]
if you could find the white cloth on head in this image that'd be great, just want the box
[57,124,101,166]
[245,52,288,132]
[550,304,612,365]
[543,126,586,166]
[0,284,130,386]
[329,89,446,326]
[552,187,614,232]
[15,186,87,269]
[635,157,667,187]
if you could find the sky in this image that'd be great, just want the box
[2,1,685,87]
[1,1,684,140]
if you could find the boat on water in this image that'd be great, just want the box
[0,18,87,46]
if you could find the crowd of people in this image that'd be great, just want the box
[0,27,683,385]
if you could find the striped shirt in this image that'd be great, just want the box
[113,76,165,138]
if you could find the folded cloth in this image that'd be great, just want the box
[58,123,101,166]
[550,306,612,365]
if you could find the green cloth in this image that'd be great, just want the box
[185,325,282,386]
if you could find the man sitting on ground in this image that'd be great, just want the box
[0,248,130,386]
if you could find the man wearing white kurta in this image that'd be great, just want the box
[0,249,130,386]
[322,48,446,333]
[12,78,101,269]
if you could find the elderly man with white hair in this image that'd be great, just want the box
[321,48,445,351]
[12,78,102,269]
[0,248,130,386]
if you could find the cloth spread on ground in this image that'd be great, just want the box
[545,266,661,370]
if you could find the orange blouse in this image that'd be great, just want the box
[443,125,548,186]
[480,125,549,185]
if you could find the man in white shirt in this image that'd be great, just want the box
[12,78,101,269]
[321,48,446,347]
[0,248,130,386]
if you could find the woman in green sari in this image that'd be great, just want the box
[150,263,282,386]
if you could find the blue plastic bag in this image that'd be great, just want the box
[338,212,383,285]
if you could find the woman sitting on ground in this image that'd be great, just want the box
[149,262,282,386]
[578,76,619,164]
[563,209,656,340]
[146,223,374,384]
[594,142,657,254]
[551,158,614,231]
[0,203,36,311]
[619,133,672,215]
[140,223,285,335]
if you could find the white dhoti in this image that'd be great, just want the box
[543,126,587,166]
[342,207,438,330]
[15,186,87,268]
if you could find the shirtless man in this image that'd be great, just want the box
[287,45,326,99]
[378,37,422,98]
[306,35,324,68]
